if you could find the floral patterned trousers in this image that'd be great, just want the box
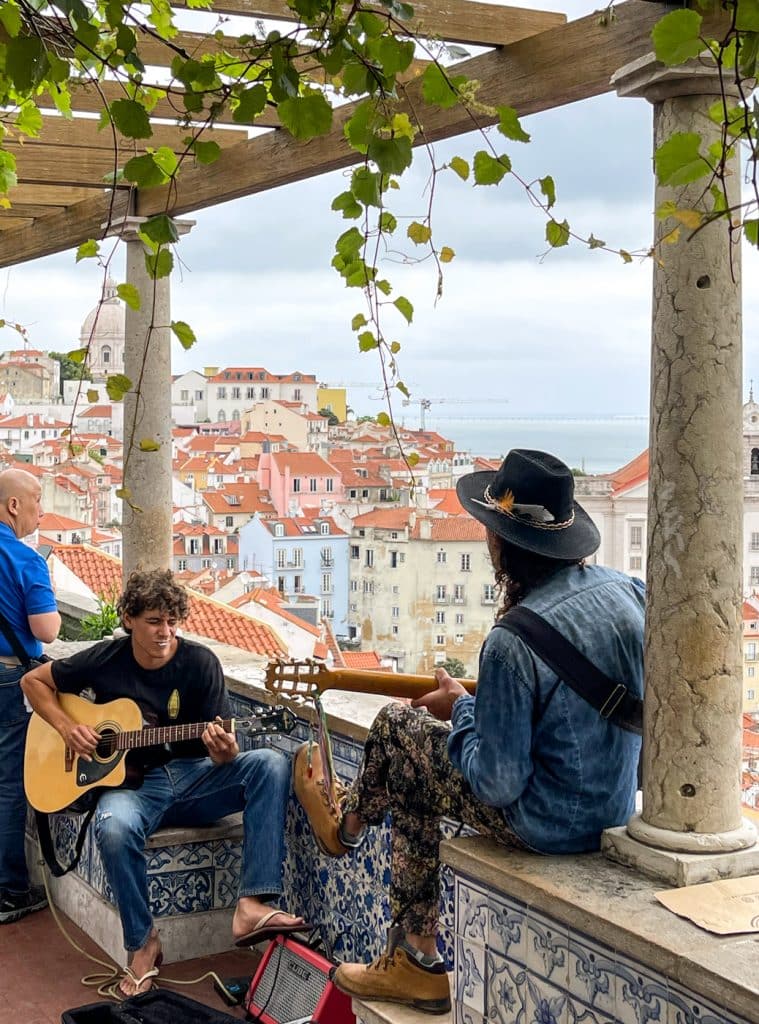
[341,703,524,937]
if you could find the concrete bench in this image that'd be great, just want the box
[28,812,244,967]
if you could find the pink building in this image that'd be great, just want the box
[257,450,344,517]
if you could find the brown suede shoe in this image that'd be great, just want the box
[333,946,451,1015]
[292,741,350,856]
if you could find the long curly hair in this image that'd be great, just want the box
[489,533,583,618]
[117,569,189,629]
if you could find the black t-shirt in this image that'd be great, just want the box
[51,636,230,771]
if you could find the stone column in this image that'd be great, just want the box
[602,55,758,883]
[108,216,195,582]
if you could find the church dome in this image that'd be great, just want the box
[79,277,124,344]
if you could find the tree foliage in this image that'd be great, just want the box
[49,350,92,386]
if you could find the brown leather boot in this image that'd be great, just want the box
[292,741,350,856]
[333,945,451,1015]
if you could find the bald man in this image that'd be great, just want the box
[0,468,60,924]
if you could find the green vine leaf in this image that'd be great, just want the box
[145,248,174,280]
[76,239,100,262]
[655,132,710,186]
[652,9,704,66]
[68,348,88,365]
[745,219,759,246]
[332,191,363,219]
[140,214,179,248]
[123,153,169,189]
[546,219,570,248]
[407,221,432,245]
[351,313,368,330]
[110,98,153,140]
[473,151,511,185]
[421,64,467,109]
[351,167,381,207]
[139,438,161,452]
[539,176,556,209]
[106,373,133,401]
[358,331,378,351]
[171,321,197,349]
[736,0,759,32]
[278,91,333,140]
[116,283,141,310]
[619,249,633,264]
[394,296,414,323]
[497,106,530,143]
[0,3,22,37]
[87,389,100,403]
[448,156,470,181]
[440,246,455,263]
[367,135,413,175]
[587,235,606,249]
[376,411,391,426]
[233,85,268,123]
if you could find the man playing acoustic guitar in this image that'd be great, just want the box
[294,450,645,1015]
[22,569,307,997]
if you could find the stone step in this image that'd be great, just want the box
[352,997,453,1024]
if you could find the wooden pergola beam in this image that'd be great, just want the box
[172,0,567,47]
[26,117,249,151]
[55,80,280,127]
[0,1,730,268]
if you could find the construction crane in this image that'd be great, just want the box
[402,397,508,430]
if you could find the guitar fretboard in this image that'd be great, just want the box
[115,718,235,750]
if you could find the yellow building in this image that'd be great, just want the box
[743,600,759,713]
[316,386,347,422]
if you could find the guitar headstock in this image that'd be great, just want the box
[265,658,330,703]
[238,706,297,737]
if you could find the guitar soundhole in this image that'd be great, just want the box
[94,722,121,763]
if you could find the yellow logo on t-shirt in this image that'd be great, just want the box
[167,689,180,720]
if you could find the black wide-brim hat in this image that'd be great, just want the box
[456,449,600,560]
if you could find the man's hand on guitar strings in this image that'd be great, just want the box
[410,668,468,722]
[203,717,239,765]
[63,721,101,761]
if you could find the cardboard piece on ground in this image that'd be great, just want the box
[656,875,759,935]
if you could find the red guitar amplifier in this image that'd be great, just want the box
[244,935,355,1024]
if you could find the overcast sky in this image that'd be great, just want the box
[2,0,758,426]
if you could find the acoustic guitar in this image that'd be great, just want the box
[24,693,296,814]
[265,658,477,704]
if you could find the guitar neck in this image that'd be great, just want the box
[116,718,234,751]
[317,668,477,699]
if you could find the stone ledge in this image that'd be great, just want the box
[440,836,759,1023]
[145,813,243,848]
[352,997,452,1024]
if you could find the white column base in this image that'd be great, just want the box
[602,820,759,888]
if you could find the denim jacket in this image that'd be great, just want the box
[448,564,645,854]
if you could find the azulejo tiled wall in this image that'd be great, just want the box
[452,874,751,1024]
[34,691,457,965]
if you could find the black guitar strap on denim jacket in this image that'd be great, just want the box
[494,604,643,736]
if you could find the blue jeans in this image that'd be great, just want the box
[94,748,291,951]
[0,665,31,892]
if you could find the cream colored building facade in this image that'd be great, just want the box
[348,508,497,676]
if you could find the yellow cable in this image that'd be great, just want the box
[36,843,251,1004]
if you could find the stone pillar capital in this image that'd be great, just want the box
[102,215,196,243]
[612,51,745,103]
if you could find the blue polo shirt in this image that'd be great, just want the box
[0,522,57,658]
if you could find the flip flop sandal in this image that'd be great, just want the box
[234,909,314,948]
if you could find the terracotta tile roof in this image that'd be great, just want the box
[428,488,467,515]
[473,456,500,472]
[607,449,649,496]
[39,512,90,531]
[210,367,316,384]
[79,405,112,418]
[352,507,415,530]
[174,521,225,536]
[410,517,486,541]
[744,601,759,621]
[321,617,345,668]
[342,651,388,671]
[53,545,286,657]
[271,451,337,474]
[244,587,320,636]
[0,413,69,428]
[202,483,274,515]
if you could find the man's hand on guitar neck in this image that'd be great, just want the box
[202,717,239,765]
[410,668,469,722]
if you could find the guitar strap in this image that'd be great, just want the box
[35,805,97,878]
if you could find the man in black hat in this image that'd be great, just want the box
[293,450,645,1014]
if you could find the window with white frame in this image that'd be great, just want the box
[365,549,374,568]
[350,545,359,559]
[455,633,464,644]
[454,583,465,602]
[752,532,759,552]
[392,625,399,636]
[456,613,464,625]
[483,584,496,603]
[630,524,643,548]
[460,553,471,571]
[321,523,330,535]
[322,573,332,593]
[310,478,318,492]
[275,523,284,537]
[392,606,400,618]
[177,559,187,571]
[226,558,234,569]
[748,642,757,661]
[437,550,447,564]
[217,386,226,398]
[436,584,447,601]
[292,478,301,492]
[350,579,358,592]
[322,598,333,617]
[752,567,759,585]
[749,688,756,699]
[436,611,445,624]
[436,635,445,646]
[749,668,756,678]
[629,556,642,571]
[276,549,286,569]
[225,515,234,527]
[292,547,303,568]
